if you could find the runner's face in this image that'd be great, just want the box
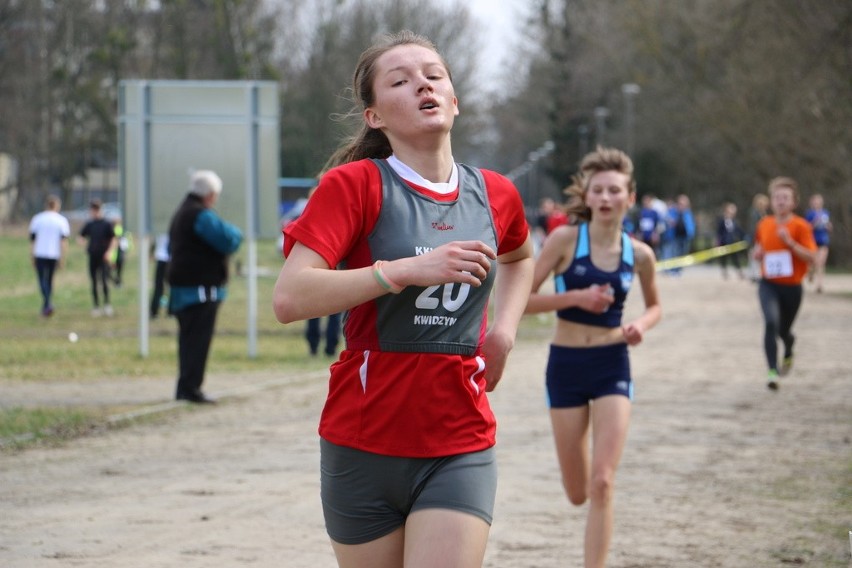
[585,171,634,221]
[364,44,458,140]
[770,187,796,216]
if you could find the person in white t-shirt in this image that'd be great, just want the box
[149,233,170,318]
[29,195,71,316]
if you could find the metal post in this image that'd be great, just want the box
[594,107,609,147]
[621,83,641,157]
[245,83,259,358]
[578,124,590,157]
[136,82,151,357]
[527,141,556,208]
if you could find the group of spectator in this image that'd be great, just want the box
[536,192,697,274]
[29,197,125,318]
[634,194,695,274]
[534,189,832,287]
[28,172,243,405]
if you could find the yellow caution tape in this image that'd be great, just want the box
[655,240,749,272]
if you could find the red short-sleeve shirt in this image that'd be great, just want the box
[284,159,529,457]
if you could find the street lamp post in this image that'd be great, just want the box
[578,124,590,158]
[506,140,556,208]
[621,83,641,157]
[593,107,609,146]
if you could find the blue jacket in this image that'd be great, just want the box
[168,196,243,312]
[664,206,695,241]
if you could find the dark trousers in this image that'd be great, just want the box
[175,301,220,398]
[758,280,802,371]
[112,249,124,285]
[306,313,341,356]
[88,254,110,307]
[718,249,744,270]
[34,257,58,310]
[150,260,169,317]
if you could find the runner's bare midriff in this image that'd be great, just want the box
[552,319,625,347]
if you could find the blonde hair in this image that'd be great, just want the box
[767,176,799,203]
[321,30,451,174]
[752,193,769,208]
[564,146,635,222]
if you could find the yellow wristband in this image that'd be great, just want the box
[373,260,404,294]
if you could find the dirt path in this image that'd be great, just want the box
[1,267,850,567]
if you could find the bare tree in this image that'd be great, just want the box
[619,0,851,261]
[494,0,850,263]
[0,0,281,218]
[3,0,846,264]
[148,0,279,79]
[276,0,485,178]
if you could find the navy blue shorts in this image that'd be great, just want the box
[545,343,633,408]
[320,439,497,545]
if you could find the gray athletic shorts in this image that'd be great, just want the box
[320,439,497,545]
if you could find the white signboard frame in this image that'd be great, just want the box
[118,80,279,357]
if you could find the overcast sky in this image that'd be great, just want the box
[465,0,528,82]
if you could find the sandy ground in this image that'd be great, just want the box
[1,266,851,567]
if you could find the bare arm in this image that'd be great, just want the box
[482,236,534,392]
[621,240,662,346]
[272,239,498,324]
[272,243,383,322]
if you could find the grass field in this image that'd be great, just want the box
[0,230,322,445]
[0,229,554,447]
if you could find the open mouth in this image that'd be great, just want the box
[419,99,438,110]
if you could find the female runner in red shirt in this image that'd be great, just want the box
[273,30,533,568]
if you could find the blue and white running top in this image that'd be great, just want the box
[555,223,634,328]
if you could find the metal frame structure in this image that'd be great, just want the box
[118,80,279,357]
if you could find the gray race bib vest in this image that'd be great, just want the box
[369,159,498,355]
